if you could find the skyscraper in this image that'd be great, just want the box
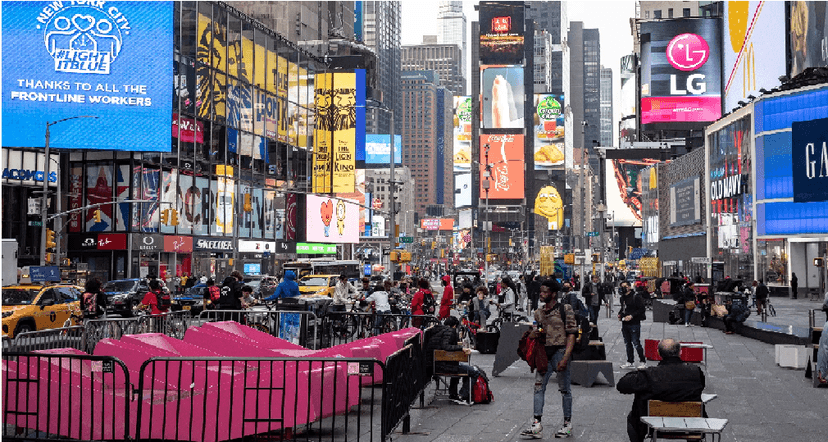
[600,66,613,147]
[402,40,465,95]
[401,70,444,215]
[436,1,467,88]
[525,1,567,93]
[364,1,402,135]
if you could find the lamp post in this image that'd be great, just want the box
[482,144,491,283]
[596,203,607,282]
[40,116,97,266]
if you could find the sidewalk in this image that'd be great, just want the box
[394,294,827,442]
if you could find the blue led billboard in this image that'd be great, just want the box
[791,117,828,203]
[2,1,173,151]
[365,134,402,165]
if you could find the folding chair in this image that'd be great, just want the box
[647,400,704,441]
[432,349,473,403]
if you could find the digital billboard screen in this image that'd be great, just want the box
[306,194,359,244]
[639,18,722,125]
[455,172,472,207]
[533,181,565,230]
[605,158,662,227]
[479,134,524,200]
[533,94,565,170]
[791,117,828,203]
[723,1,786,112]
[790,1,828,77]
[479,1,525,65]
[481,66,524,129]
[365,134,402,165]
[2,1,174,151]
[453,96,472,208]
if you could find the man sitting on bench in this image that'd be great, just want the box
[616,338,706,442]
[425,316,476,405]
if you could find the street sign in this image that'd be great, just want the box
[28,221,42,227]
[586,232,599,237]
[399,236,413,243]
[30,266,60,282]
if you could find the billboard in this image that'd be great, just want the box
[365,134,402,164]
[481,66,524,129]
[453,96,472,208]
[421,218,454,231]
[533,94,565,170]
[605,158,661,227]
[306,194,359,244]
[479,1,525,65]
[2,1,173,151]
[723,2,786,112]
[533,183,565,230]
[479,134,524,200]
[454,172,472,207]
[670,177,701,226]
[791,117,828,203]
[639,19,722,125]
[790,1,828,77]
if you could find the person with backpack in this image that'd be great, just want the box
[81,277,107,320]
[205,278,221,310]
[521,279,577,439]
[219,271,245,310]
[425,316,476,405]
[411,278,435,327]
[141,279,171,315]
[618,282,647,369]
[679,281,698,327]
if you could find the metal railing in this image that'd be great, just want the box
[84,311,190,353]
[2,353,131,441]
[199,309,319,349]
[6,326,86,353]
[319,312,440,348]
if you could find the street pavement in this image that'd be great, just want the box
[396,288,827,442]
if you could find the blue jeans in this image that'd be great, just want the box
[533,347,572,420]
[589,305,600,324]
[621,323,645,364]
[684,305,693,324]
[373,310,389,334]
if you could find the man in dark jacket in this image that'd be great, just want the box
[616,338,705,442]
[753,280,769,316]
[723,299,750,334]
[425,316,475,405]
[581,275,606,325]
[528,275,542,311]
[618,282,647,369]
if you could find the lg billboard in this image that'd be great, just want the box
[639,18,722,125]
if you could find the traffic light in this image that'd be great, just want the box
[159,208,169,225]
[243,193,252,212]
[592,253,600,263]
[93,209,102,223]
[170,209,179,226]
[389,251,399,263]
[400,251,412,262]
[45,228,56,249]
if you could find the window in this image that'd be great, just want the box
[645,10,649,19]
[653,10,662,19]
[668,8,673,18]
[683,8,691,17]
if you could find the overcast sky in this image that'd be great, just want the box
[401,0,636,145]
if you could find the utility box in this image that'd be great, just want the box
[2,239,19,286]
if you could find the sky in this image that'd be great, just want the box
[401,0,636,145]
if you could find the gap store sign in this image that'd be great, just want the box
[2,1,173,151]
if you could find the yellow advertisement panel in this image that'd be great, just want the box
[277,57,288,142]
[254,42,266,89]
[287,62,299,146]
[266,49,278,93]
[312,73,334,193]
[240,36,254,84]
[298,66,309,148]
[332,73,356,194]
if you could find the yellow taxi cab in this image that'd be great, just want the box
[2,283,84,339]
[296,274,339,298]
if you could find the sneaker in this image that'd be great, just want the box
[450,397,472,406]
[520,420,543,439]
[620,362,635,369]
[685,322,690,327]
[637,361,647,369]
[555,421,572,438]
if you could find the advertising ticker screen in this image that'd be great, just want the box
[481,66,525,129]
[533,94,565,170]
[453,96,472,208]
[639,18,722,125]
[480,134,525,200]
[790,1,828,78]
[479,1,525,65]
[365,134,402,165]
[2,1,174,151]
[723,1,786,113]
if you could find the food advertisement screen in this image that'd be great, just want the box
[481,66,524,129]
[479,2,525,65]
[533,94,565,170]
[479,134,524,200]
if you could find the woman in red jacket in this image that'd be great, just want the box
[411,278,434,327]
[439,275,454,319]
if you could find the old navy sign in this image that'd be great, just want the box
[792,117,828,203]
[710,175,743,201]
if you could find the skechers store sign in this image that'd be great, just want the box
[710,174,744,201]
[792,117,828,203]
[1,1,173,151]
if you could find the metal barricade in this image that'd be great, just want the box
[199,309,319,349]
[319,312,440,348]
[2,352,131,441]
[135,356,386,442]
[9,326,86,353]
[84,311,191,353]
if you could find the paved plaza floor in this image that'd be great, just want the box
[395,292,827,442]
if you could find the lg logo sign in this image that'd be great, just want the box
[666,33,710,95]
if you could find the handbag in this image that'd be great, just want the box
[684,301,697,310]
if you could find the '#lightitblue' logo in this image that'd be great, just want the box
[38,2,131,75]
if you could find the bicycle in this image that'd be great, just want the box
[487,304,530,334]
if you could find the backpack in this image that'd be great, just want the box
[558,303,592,353]
[155,290,171,311]
[422,291,436,314]
[82,291,98,316]
[209,285,221,302]
[471,367,494,404]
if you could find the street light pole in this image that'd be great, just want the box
[483,144,491,283]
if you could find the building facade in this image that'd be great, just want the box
[526,1,566,93]
[401,70,443,215]
[401,41,466,95]
[533,30,554,93]
[363,1,402,136]
[600,66,614,147]
[436,0,467,90]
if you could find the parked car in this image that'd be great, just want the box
[2,284,84,338]
[172,283,207,314]
[102,279,150,317]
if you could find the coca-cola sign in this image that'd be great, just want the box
[172,113,204,144]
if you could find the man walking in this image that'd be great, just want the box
[520,280,577,439]
[581,275,603,325]
[618,282,647,369]
[753,280,769,316]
